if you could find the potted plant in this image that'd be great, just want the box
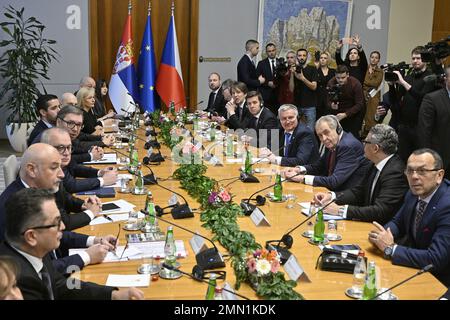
[0,5,58,152]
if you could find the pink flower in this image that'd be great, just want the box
[270,259,280,273]
[218,190,231,202]
[247,258,256,273]
[254,249,262,258]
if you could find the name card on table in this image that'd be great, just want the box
[283,254,311,283]
[250,208,270,227]
[189,233,208,255]
[208,155,223,167]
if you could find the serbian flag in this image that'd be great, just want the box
[109,5,139,114]
[137,4,159,113]
[155,13,186,111]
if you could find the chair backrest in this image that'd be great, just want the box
[3,155,20,188]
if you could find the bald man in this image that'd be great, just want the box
[60,92,77,106]
[77,76,115,120]
[0,144,116,275]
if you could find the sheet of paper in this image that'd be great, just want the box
[69,245,142,262]
[128,240,188,259]
[109,174,133,188]
[83,153,117,165]
[299,202,344,221]
[105,274,150,287]
[100,199,136,214]
[89,211,145,225]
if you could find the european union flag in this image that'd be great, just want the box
[137,6,159,112]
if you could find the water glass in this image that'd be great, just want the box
[285,194,297,209]
[120,177,130,193]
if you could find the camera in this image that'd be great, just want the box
[381,62,411,82]
[327,84,342,103]
[420,36,450,62]
[295,58,306,73]
[273,57,289,78]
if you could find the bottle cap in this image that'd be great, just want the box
[358,250,365,257]
[215,286,222,293]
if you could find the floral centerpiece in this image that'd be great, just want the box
[208,184,232,207]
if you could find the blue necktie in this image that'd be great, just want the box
[284,133,292,157]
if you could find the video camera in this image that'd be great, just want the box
[327,84,342,103]
[273,57,289,78]
[381,62,411,82]
[295,58,306,73]
[420,36,450,62]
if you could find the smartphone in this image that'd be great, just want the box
[101,203,120,211]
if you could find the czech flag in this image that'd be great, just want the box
[155,13,186,112]
[109,4,139,114]
[137,4,159,113]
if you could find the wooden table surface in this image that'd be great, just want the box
[73,132,446,300]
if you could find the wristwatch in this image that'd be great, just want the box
[384,245,394,259]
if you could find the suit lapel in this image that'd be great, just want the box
[416,183,446,241]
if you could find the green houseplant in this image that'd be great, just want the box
[0,5,58,151]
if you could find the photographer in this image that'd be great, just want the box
[293,48,318,129]
[316,52,336,119]
[275,50,296,105]
[326,65,364,139]
[387,46,436,161]
[256,43,279,114]
[335,34,368,85]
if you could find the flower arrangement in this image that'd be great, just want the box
[247,249,280,282]
[208,185,232,207]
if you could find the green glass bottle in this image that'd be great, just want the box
[134,169,144,194]
[244,148,252,174]
[362,261,378,300]
[313,207,325,243]
[226,132,234,156]
[145,191,157,228]
[193,116,199,131]
[209,125,216,141]
[205,273,217,300]
[273,173,283,201]
[164,226,177,273]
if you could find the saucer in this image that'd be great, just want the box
[123,223,141,231]
[308,237,329,246]
[325,233,342,241]
[301,230,314,238]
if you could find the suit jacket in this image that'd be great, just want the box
[205,87,227,117]
[279,123,319,167]
[385,179,450,287]
[337,155,409,224]
[237,55,260,91]
[63,160,100,193]
[256,58,277,107]
[304,132,371,192]
[225,102,251,130]
[418,88,450,176]
[27,120,51,146]
[0,242,114,300]
[246,107,278,149]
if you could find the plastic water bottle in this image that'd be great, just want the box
[214,286,224,300]
[351,250,367,297]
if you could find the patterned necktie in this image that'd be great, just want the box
[327,149,336,176]
[271,59,276,76]
[251,116,258,129]
[414,200,427,238]
[208,91,216,109]
[40,265,54,300]
[284,133,292,157]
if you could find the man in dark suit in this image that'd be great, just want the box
[257,43,278,114]
[261,104,319,167]
[0,188,144,300]
[0,144,112,275]
[418,66,450,179]
[369,148,450,287]
[314,124,408,224]
[237,39,265,92]
[40,128,118,193]
[285,115,370,192]
[205,72,226,117]
[225,82,251,130]
[27,94,61,147]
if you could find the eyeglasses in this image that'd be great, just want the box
[404,168,441,176]
[54,144,72,154]
[60,118,84,130]
[21,216,62,235]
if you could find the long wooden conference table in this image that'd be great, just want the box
[73,130,446,300]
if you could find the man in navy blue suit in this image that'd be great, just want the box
[261,104,319,167]
[284,115,370,191]
[369,149,450,287]
[27,94,61,147]
[237,39,266,92]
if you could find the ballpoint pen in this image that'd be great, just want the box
[103,214,114,222]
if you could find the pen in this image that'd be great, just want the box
[103,214,114,222]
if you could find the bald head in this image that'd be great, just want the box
[40,128,72,167]
[79,76,96,89]
[60,93,77,106]
[20,143,64,192]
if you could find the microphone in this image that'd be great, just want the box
[161,263,250,300]
[140,210,225,270]
[141,164,193,219]
[143,148,165,164]
[240,171,304,215]
[372,264,434,300]
[265,194,343,264]
[240,145,285,183]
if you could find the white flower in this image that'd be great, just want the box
[256,259,271,276]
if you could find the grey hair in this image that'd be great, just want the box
[40,127,70,145]
[278,104,298,118]
[221,79,235,91]
[315,115,340,131]
[368,124,398,155]
[412,148,444,170]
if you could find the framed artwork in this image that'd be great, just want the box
[258,0,353,65]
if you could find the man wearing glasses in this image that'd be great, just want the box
[313,124,408,224]
[368,148,450,288]
[0,188,144,300]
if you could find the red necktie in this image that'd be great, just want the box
[327,149,336,176]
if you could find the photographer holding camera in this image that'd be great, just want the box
[275,50,296,106]
[326,65,364,139]
[293,48,318,129]
[256,43,279,114]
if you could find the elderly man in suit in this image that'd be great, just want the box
[0,188,144,300]
[0,144,113,275]
[368,149,450,287]
[237,39,265,92]
[314,124,408,224]
[261,104,319,167]
[418,66,450,179]
[284,115,370,192]
[27,94,61,147]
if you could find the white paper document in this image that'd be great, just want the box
[106,274,150,287]
[83,153,117,165]
[299,202,344,221]
[100,199,136,214]
[128,240,188,259]
[109,174,133,188]
[69,245,142,262]
[90,210,144,226]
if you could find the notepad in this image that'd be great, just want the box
[299,202,344,221]
[106,274,150,287]
[83,153,117,165]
